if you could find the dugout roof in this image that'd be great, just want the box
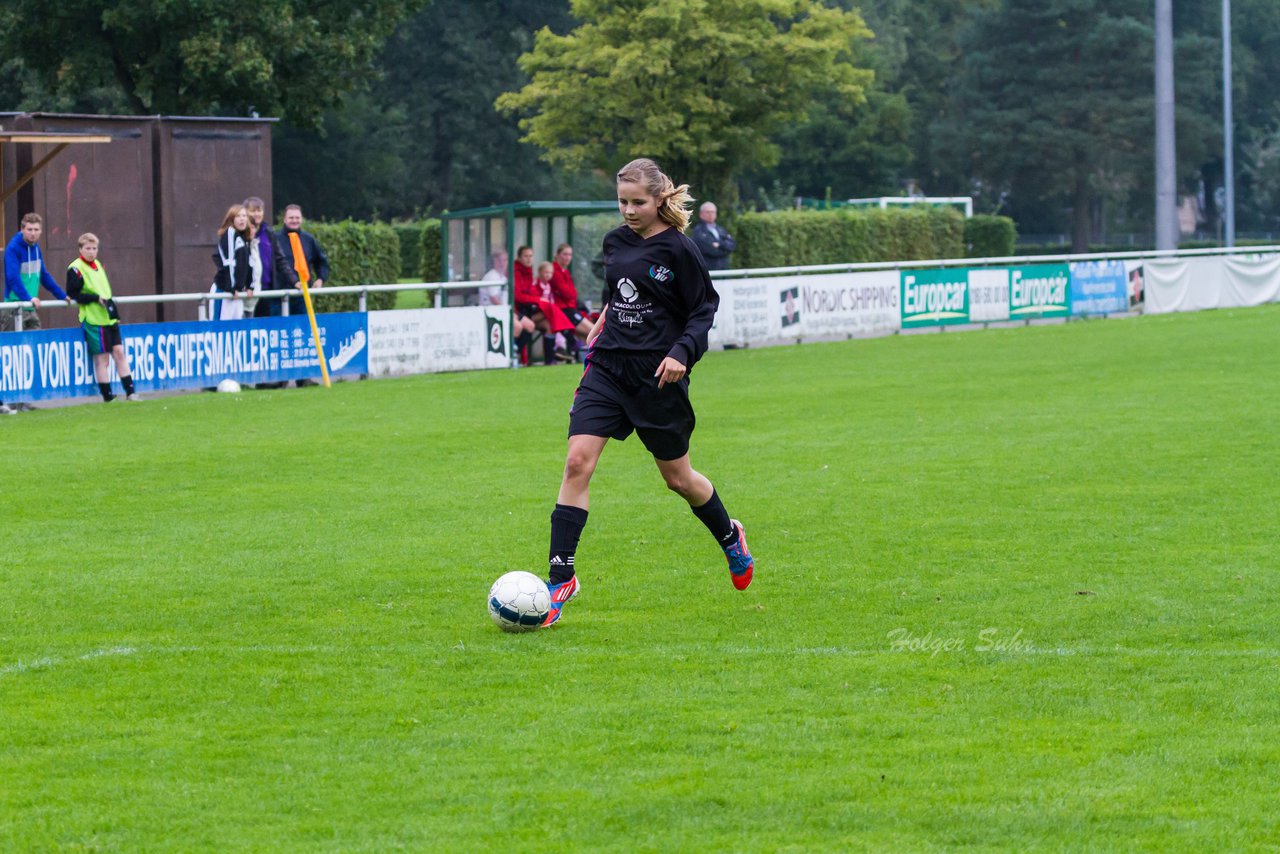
[440,200,617,286]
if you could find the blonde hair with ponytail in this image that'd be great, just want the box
[616,158,694,232]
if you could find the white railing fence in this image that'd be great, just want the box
[0,280,489,329]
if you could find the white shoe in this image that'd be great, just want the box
[126,393,144,401]
[0,404,15,416]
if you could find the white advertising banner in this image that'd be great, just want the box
[968,267,1011,323]
[711,271,900,347]
[367,307,510,376]
[1144,252,1280,314]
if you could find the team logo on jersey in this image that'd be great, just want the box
[617,277,639,302]
[649,264,673,283]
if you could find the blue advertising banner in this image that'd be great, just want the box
[0,313,367,403]
[1069,260,1129,316]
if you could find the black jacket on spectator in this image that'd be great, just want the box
[279,228,330,283]
[690,221,736,271]
[212,230,252,293]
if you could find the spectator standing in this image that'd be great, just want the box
[211,205,255,321]
[480,248,536,365]
[244,197,298,319]
[3,212,69,332]
[690,202,736,271]
[278,204,329,318]
[65,233,141,402]
[278,205,330,387]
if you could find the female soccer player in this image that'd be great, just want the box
[541,158,754,626]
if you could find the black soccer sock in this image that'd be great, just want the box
[97,382,114,401]
[549,503,588,584]
[517,330,532,365]
[543,337,556,365]
[120,374,135,395]
[691,489,737,548]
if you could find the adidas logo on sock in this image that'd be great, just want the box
[550,556,565,565]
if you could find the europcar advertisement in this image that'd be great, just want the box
[900,267,970,327]
[1008,263,1070,318]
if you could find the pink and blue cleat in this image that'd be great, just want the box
[541,575,580,627]
[725,519,754,590]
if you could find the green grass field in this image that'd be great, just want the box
[3,305,1278,851]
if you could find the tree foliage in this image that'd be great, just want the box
[5,0,1279,245]
[0,0,424,127]
[273,0,611,219]
[496,0,875,205]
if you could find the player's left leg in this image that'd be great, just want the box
[110,343,140,400]
[654,454,754,590]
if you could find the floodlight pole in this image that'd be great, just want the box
[1154,0,1178,251]
[1223,0,1236,247]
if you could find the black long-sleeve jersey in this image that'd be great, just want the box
[595,224,719,370]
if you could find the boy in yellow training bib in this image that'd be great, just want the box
[66,233,142,403]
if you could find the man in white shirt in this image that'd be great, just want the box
[478,248,537,364]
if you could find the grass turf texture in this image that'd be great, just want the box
[2,305,1277,851]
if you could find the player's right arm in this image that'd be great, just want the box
[585,304,607,347]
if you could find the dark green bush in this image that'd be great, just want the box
[306,220,400,313]
[964,215,1018,258]
[419,219,443,282]
[392,223,423,279]
[734,206,965,268]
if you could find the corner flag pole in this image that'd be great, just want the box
[299,281,331,388]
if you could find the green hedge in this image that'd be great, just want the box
[418,219,443,282]
[965,215,1017,258]
[392,223,423,279]
[306,220,400,313]
[734,206,965,268]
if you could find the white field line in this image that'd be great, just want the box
[0,645,137,677]
[4,643,1278,678]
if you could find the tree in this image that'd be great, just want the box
[746,87,912,204]
[828,0,986,197]
[496,0,875,208]
[949,0,1220,249]
[0,0,425,127]
[273,0,612,219]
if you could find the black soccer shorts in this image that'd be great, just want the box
[568,351,695,461]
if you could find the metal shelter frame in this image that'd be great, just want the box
[0,131,111,237]
[440,200,616,292]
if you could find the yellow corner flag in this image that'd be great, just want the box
[299,281,331,388]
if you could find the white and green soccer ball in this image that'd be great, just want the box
[487,571,551,632]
